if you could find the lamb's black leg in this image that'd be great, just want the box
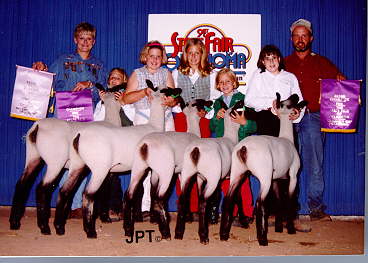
[82,192,98,238]
[207,185,221,225]
[219,192,236,241]
[285,190,297,234]
[36,180,58,235]
[256,198,268,246]
[272,180,283,233]
[133,178,145,222]
[174,182,191,240]
[198,194,209,244]
[220,180,239,241]
[9,159,42,230]
[54,168,84,235]
[123,190,135,237]
[97,173,112,223]
[36,169,64,235]
[152,196,171,240]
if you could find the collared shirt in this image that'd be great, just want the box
[49,52,107,107]
[244,68,304,123]
[285,52,342,112]
[210,92,257,140]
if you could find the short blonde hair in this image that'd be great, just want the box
[139,40,168,65]
[178,38,212,77]
[74,22,96,39]
[215,68,239,91]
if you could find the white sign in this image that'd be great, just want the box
[10,65,54,121]
[148,14,261,94]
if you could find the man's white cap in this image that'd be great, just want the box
[290,18,312,34]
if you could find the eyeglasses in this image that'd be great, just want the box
[218,80,233,86]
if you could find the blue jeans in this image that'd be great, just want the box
[296,112,326,214]
[59,170,87,210]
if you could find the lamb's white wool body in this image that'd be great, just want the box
[9,92,122,234]
[54,89,168,238]
[175,103,242,244]
[219,93,307,246]
[123,101,202,239]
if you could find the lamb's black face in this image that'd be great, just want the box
[192,99,213,112]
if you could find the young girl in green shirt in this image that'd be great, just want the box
[209,68,257,226]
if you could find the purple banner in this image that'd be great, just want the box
[320,79,361,133]
[55,89,93,122]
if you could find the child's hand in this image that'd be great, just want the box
[230,110,247,125]
[73,81,92,91]
[144,87,154,101]
[32,61,48,71]
[216,108,226,119]
[98,90,106,100]
[289,108,300,120]
[114,91,124,105]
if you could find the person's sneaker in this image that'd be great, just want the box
[310,211,332,221]
[294,217,312,232]
[68,208,83,219]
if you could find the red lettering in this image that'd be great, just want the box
[197,28,209,38]
[204,32,215,53]
[170,32,189,57]
[171,32,180,57]
[225,38,234,52]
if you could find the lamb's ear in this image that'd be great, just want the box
[297,100,308,110]
[219,100,228,110]
[160,88,170,96]
[276,92,281,108]
[168,88,182,97]
[205,100,213,107]
[109,83,127,92]
[177,96,186,110]
[192,99,206,111]
[95,83,106,92]
[146,79,158,92]
[288,94,300,107]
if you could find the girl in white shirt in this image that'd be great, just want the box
[244,44,304,136]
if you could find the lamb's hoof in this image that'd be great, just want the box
[220,233,229,241]
[100,214,112,223]
[258,239,268,246]
[174,233,183,240]
[124,228,133,237]
[275,224,283,233]
[40,225,51,235]
[9,221,21,230]
[86,230,97,239]
[200,237,209,245]
[287,225,296,234]
[161,234,171,241]
[54,225,65,235]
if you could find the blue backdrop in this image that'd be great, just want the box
[0,0,366,215]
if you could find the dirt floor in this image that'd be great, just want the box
[0,206,364,257]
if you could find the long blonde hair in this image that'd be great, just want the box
[178,38,212,77]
